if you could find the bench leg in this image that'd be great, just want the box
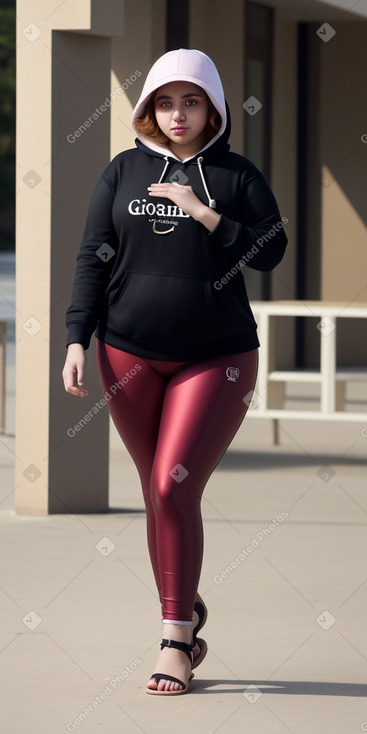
[336,381,346,411]
[272,418,280,445]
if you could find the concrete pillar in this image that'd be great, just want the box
[15,1,124,514]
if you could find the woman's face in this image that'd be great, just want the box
[154,81,212,153]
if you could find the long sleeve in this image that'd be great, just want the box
[209,165,288,271]
[65,175,119,349]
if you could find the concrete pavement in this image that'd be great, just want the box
[1,252,367,733]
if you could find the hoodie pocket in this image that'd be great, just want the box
[208,272,251,321]
[106,271,218,345]
[107,271,132,308]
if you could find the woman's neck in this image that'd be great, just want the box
[168,132,208,161]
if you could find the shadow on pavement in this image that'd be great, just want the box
[217,449,366,471]
[190,678,367,696]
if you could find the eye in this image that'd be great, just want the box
[185,99,197,106]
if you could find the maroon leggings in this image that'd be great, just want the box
[96,338,258,622]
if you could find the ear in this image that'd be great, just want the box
[209,107,221,131]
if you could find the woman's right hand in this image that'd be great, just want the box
[62,343,88,397]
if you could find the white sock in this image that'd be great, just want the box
[162,619,192,625]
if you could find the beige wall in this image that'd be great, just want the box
[319,21,367,303]
[323,20,367,367]
[190,0,245,155]
[110,0,166,159]
[304,19,367,367]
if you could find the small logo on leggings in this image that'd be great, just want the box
[169,464,189,483]
[226,367,240,382]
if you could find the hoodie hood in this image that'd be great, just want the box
[132,48,227,160]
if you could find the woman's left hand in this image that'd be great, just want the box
[148,182,205,220]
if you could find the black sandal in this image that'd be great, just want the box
[192,593,208,670]
[145,638,194,696]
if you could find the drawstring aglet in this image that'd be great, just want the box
[197,156,216,209]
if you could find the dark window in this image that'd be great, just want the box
[166,0,189,50]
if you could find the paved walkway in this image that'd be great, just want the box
[1,252,367,733]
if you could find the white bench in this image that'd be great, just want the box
[248,301,367,443]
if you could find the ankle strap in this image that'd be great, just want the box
[161,638,193,663]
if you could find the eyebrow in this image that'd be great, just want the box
[155,93,204,101]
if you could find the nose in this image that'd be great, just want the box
[172,105,185,121]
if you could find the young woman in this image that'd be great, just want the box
[62,48,287,696]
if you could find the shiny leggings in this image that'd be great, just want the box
[96,338,258,622]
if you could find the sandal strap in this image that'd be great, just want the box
[150,673,186,688]
[160,638,193,663]
[193,594,207,646]
[193,599,205,645]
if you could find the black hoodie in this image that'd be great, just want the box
[65,56,287,361]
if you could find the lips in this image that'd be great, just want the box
[171,126,188,132]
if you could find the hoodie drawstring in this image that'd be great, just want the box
[197,157,217,209]
[158,156,170,183]
[158,154,217,210]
